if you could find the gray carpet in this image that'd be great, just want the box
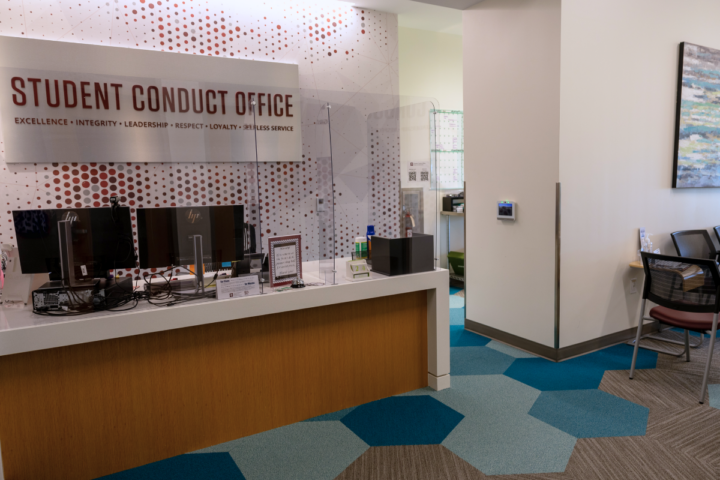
[336,445,485,480]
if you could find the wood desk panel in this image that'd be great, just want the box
[0,291,428,480]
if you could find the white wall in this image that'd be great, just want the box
[559,0,720,347]
[399,27,463,111]
[399,27,464,263]
[463,0,561,347]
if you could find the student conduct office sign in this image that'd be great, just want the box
[0,37,301,164]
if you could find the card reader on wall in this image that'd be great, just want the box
[497,201,515,220]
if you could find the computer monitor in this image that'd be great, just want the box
[136,206,245,269]
[12,207,135,280]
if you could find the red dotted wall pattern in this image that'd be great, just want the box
[369,116,401,238]
[0,1,401,278]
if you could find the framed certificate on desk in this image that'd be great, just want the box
[268,234,303,287]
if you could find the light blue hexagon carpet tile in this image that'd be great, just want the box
[98,288,720,479]
[710,384,720,410]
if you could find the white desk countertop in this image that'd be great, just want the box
[0,258,450,390]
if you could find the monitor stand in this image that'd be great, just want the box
[192,234,205,293]
[58,219,96,288]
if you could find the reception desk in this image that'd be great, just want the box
[0,261,450,479]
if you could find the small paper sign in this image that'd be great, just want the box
[408,161,430,184]
[274,245,298,277]
[216,275,260,300]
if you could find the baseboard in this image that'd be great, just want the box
[464,319,659,362]
[555,323,660,361]
[464,320,557,360]
[428,373,451,392]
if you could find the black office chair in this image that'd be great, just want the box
[713,226,720,246]
[665,230,718,351]
[670,230,719,260]
[630,252,720,403]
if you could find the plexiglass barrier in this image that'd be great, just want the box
[308,90,440,270]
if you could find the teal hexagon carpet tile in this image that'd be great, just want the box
[97,453,245,480]
[98,288,720,479]
[341,396,464,446]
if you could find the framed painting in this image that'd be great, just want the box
[267,234,302,287]
[674,42,720,188]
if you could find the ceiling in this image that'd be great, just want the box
[337,0,482,36]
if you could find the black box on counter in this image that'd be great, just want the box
[371,234,434,276]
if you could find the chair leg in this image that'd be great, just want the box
[699,313,719,404]
[630,299,646,379]
[685,329,691,362]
